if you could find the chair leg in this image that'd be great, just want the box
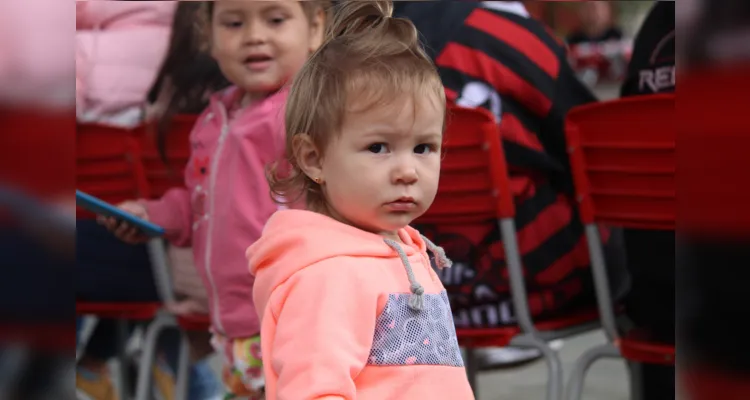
[115,319,130,400]
[463,347,479,394]
[75,316,99,363]
[512,334,564,400]
[135,315,176,400]
[564,342,620,400]
[147,238,175,304]
[583,224,620,343]
[174,331,191,400]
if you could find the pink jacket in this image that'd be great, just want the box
[76,0,175,126]
[249,210,474,399]
[0,0,75,107]
[145,86,289,339]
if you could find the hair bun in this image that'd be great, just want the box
[328,0,394,38]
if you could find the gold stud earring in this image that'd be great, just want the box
[314,177,322,184]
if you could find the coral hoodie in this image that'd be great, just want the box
[248,210,474,400]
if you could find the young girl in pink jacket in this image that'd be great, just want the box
[247,1,474,398]
[103,1,329,397]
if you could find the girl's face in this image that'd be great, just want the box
[210,1,324,98]
[299,91,445,241]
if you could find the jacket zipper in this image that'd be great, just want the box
[204,105,230,334]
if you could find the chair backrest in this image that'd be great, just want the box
[139,114,196,199]
[680,68,750,236]
[0,108,75,199]
[76,123,148,218]
[565,93,675,230]
[418,104,514,224]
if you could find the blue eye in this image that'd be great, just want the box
[367,143,388,154]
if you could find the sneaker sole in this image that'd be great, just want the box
[75,388,96,400]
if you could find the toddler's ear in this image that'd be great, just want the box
[308,7,326,53]
[292,133,324,181]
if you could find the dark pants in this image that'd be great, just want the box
[678,237,750,373]
[76,220,180,363]
[0,227,74,322]
[623,229,675,400]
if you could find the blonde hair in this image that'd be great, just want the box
[268,0,445,210]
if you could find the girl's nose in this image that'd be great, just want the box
[392,158,418,184]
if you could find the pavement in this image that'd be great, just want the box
[204,329,630,400]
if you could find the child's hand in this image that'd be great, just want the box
[165,299,209,316]
[97,200,150,244]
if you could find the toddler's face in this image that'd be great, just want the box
[210,0,324,98]
[320,92,445,240]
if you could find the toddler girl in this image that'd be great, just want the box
[248,1,474,398]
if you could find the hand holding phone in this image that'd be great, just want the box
[97,200,151,244]
[76,190,164,241]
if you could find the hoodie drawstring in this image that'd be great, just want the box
[383,236,453,312]
[421,235,453,270]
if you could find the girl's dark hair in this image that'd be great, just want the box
[148,1,229,161]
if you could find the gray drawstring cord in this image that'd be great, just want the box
[421,235,453,270]
[383,236,453,311]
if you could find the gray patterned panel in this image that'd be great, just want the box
[367,291,464,367]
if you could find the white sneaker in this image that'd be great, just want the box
[476,340,564,370]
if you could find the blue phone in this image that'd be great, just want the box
[76,190,165,237]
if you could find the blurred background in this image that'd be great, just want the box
[0,0,747,399]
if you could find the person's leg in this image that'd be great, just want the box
[76,220,159,399]
[158,329,223,400]
[678,237,750,399]
[679,238,750,372]
[623,229,676,400]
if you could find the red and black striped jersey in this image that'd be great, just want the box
[397,1,628,327]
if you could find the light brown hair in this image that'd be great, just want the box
[268,0,445,211]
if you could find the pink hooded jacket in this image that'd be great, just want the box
[0,0,74,107]
[76,0,175,126]
[249,210,474,400]
[145,86,289,339]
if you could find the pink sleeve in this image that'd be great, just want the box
[0,0,74,107]
[76,26,171,116]
[76,43,87,111]
[269,261,380,399]
[143,188,193,247]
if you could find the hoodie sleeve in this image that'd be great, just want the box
[270,260,380,399]
[143,188,193,246]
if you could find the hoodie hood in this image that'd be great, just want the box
[248,210,451,315]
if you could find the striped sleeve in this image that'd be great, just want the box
[435,6,601,284]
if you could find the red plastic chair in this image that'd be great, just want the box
[76,122,162,318]
[681,369,750,400]
[76,123,150,217]
[563,93,675,400]
[676,67,750,400]
[418,105,602,400]
[76,122,165,400]
[0,107,75,200]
